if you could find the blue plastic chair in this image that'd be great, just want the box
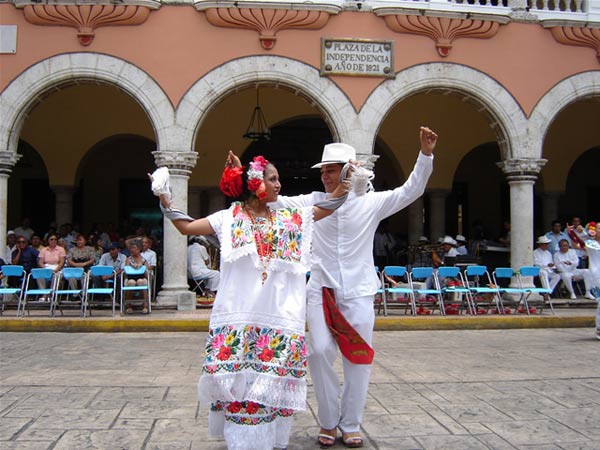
[436,266,473,315]
[463,265,501,314]
[21,268,55,316]
[409,267,444,315]
[120,265,151,314]
[492,267,528,314]
[52,267,86,317]
[84,265,117,316]
[0,265,25,316]
[382,266,415,315]
[517,266,555,315]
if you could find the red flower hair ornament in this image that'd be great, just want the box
[219,166,244,198]
[247,156,269,200]
[218,155,269,199]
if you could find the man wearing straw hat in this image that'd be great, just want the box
[533,235,561,294]
[273,126,437,447]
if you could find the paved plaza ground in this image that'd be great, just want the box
[1,328,599,450]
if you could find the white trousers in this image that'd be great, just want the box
[539,267,561,292]
[558,268,594,295]
[306,289,375,433]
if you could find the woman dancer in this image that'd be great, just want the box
[568,222,600,340]
[150,153,348,450]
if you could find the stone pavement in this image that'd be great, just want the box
[1,328,599,450]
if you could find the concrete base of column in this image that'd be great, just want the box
[156,288,196,310]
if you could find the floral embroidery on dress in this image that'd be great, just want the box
[210,401,295,426]
[203,324,307,378]
[229,203,304,263]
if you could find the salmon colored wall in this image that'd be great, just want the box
[1,5,598,116]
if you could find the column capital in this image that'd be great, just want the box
[356,153,379,171]
[152,151,198,176]
[0,151,21,175]
[497,158,546,182]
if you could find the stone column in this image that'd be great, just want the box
[0,151,21,252]
[152,150,198,310]
[428,189,449,243]
[497,158,546,287]
[407,196,424,245]
[52,185,74,226]
[542,191,561,233]
[188,187,202,220]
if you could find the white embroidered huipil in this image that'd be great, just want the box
[199,203,314,450]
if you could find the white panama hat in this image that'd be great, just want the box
[311,143,356,169]
[536,235,551,244]
[441,236,457,246]
[455,234,466,242]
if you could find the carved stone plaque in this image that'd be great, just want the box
[321,38,394,78]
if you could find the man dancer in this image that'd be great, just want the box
[273,126,437,447]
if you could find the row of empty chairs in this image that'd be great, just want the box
[375,265,555,316]
[0,265,151,317]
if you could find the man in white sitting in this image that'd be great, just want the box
[455,235,468,256]
[553,239,595,300]
[187,237,220,297]
[533,235,561,294]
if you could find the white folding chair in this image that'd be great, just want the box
[0,265,25,316]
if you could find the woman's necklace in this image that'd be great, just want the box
[245,205,274,285]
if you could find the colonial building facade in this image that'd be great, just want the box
[1,0,599,308]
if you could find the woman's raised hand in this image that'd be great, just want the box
[226,150,242,169]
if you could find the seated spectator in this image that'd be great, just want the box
[141,236,157,272]
[5,230,16,262]
[11,236,39,273]
[455,235,468,256]
[66,234,96,271]
[58,223,76,250]
[533,235,560,294]
[546,220,569,255]
[88,234,104,265]
[553,239,595,300]
[123,239,149,314]
[14,217,35,241]
[0,257,6,284]
[96,243,126,287]
[30,234,44,252]
[433,235,458,268]
[187,237,220,297]
[37,233,66,288]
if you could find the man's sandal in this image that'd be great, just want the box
[317,428,337,447]
[341,431,363,448]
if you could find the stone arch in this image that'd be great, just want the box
[360,63,528,160]
[175,55,356,151]
[529,71,600,159]
[0,53,175,156]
